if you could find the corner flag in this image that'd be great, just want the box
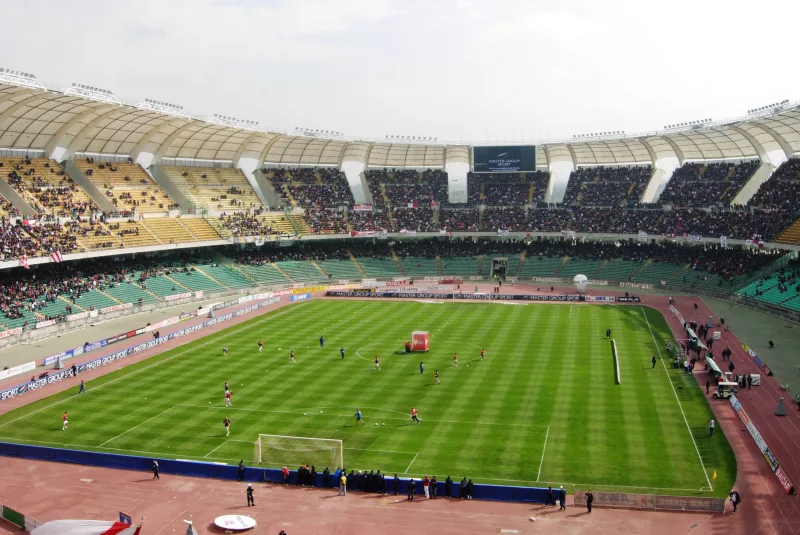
[712,470,717,480]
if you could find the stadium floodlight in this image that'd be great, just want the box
[63,82,121,105]
[207,113,262,132]
[252,434,344,469]
[571,130,626,140]
[384,135,439,143]
[661,118,713,133]
[294,127,344,138]
[137,98,191,119]
[0,68,47,91]
[746,99,792,118]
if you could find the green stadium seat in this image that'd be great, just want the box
[275,261,327,283]
[357,258,400,278]
[317,259,362,280]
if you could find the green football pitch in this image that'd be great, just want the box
[0,300,735,497]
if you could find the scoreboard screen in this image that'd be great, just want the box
[472,145,536,173]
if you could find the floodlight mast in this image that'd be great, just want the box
[206,114,263,132]
[137,98,192,119]
[63,83,122,105]
[0,68,47,91]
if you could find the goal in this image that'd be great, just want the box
[252,434,344,469]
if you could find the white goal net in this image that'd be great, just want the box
[252,434,344,469]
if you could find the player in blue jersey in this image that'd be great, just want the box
[354,409,364,425]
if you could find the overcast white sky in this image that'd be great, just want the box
[0,0,797,144]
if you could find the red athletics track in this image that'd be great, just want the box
[0,285,798,534]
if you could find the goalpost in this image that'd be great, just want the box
[252,434,344,469]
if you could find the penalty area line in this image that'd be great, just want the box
[204,440,229,458]
[99,405,178,447]
[404,452,419,474]
[641,307,713,491]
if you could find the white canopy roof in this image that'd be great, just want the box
[0,83,797,168]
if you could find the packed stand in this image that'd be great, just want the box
[658,161,759,207]
[264,167,355,209]
[562,165,651,206]
[305,208,348,234]
[467,171,550,205]
[348,210,392,232]
[439,209,479,232]
[748,158,800,212]
[0,220,41,261]
[392,208,437,232]
[365,168,448,208]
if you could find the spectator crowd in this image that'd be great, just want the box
[659,161,759,207]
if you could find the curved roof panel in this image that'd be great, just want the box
[0,83,797,169]
[367,144,445,167]
[264,136,348,165]
[749,107,800,155]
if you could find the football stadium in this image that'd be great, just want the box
[1,2,800,534]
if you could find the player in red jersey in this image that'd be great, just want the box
[453,353,458,367]
[411,407,420,424]
[480,348,485,361]
[225,390,232,406]
[62,411,68,431]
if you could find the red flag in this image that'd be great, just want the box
[20,254,29,269]
[50,250,63,263]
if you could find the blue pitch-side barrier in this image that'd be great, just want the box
[0,442,555,503]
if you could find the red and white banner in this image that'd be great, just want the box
[19,254,29,269]
[350,230,375,237]
[36,319,57,329]
[399,229,417,236]
[353,205,373,212]
[100,303,133,314]
[407,202,418,208]
[746,234,764,248]
[0,327,22,339]
[385,280,411,287]
[49,250,63,263]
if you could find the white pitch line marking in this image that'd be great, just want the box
[204,440,228,458]
[0,303,306,429]
[537,426,550,481]
[404,452,419,473]
[99,405,178,447]
[641,307,713,491]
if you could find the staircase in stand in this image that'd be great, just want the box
[311,261,329,279]
[553,256,570,274]
[515,250,527,277]
[389,247,404,274]
[271,262,294,281]
[349,252,367,277]
[629,259,652,280]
